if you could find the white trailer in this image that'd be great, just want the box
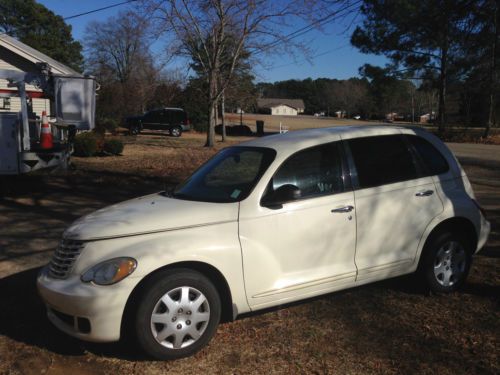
[0,63,95,174]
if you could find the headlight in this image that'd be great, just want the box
[81,257,137,285]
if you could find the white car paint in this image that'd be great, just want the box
[37,125,491,343]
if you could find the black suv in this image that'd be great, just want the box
[125,108,190,137]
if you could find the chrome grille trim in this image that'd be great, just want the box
[48,239,85,279]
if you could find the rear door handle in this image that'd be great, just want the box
[415,190,434,197]
[331,205,354,213]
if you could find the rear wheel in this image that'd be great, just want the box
[129,125,140,135]
[134,269,221,360]
[170,126,182,137]
[419,231,472,293]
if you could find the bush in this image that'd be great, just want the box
[103,139,124,155]
[73,132,98,157]
[95,117,119,135]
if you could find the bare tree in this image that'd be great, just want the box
[485,0,498,137]
[143,0,354,146]
[85,11,166,118]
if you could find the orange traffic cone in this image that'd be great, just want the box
[40,110,53,149]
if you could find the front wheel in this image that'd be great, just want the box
[170,126,182,137]
[419,231,472,293]
[134,269,221,360]
[129,125,140,135]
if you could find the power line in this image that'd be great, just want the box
[271,43,351,69]
[64,0,138,20]
[254,0,362,55]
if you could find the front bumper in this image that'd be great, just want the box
[37,266,140,342]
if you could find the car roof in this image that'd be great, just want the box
[148,107,184,112]
[241,125,424,153]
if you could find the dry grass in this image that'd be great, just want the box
[225,113,369,132]
[0,133,498,375]
[73,132,249,184]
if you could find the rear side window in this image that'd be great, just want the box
[166,110,184,124]
[271,142,344,199]
[347,135,419,188]
[407,135,449,176]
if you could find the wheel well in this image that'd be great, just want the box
[423,217,478,254]
[121,261,234,340]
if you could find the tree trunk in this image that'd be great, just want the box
[215,101,219,128]
[438,54,447,135]
[206,101,215,147]
[221,89,226,142]
[438,20,449,136]
[205,75,216,147]
[485,2,498,138]
[411,88,415,124]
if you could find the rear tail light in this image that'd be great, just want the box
[185,118,190,126]
[472,199,488,219]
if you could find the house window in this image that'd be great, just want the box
[0,97,11,110]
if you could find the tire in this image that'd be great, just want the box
[170,126,182,137]
[129,125,140,135]
[419,231,472,293]
[134,269,221,360]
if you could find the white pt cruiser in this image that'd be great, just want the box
[38,126,490,359]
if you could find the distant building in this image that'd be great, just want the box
[335,110,346,118]
[257,98,305,116]
[385,112,405,122]
[419,112,436,123]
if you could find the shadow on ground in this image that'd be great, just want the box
[0,266,146,361]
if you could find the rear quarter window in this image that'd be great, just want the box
[347,135,419,189]
[406,135,449,176]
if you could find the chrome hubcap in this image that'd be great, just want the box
[433,241,466,287]
[150,286,210,349]
[172,128,180,136]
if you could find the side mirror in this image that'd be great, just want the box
[262,184,301,209]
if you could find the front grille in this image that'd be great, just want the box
[48,239,84,279]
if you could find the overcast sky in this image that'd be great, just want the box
[37,0,388,82]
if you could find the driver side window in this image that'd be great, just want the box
[271,142,344,200]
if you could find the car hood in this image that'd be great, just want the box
[63,193,239,241]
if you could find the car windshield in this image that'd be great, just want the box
[172,146,276,203]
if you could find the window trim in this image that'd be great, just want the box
[260,141,349,207]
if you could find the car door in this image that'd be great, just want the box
[158,109,171,130]
[142,110,158,129]
[239,141,357,310]
[344,134,444,282]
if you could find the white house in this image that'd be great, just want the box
[419,112,436,123]
[0,33,81,117]
[257,98,305,116]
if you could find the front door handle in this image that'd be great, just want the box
[331,205,354,213]
[415,190,434,197]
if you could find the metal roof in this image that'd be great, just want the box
[0,33,81,76]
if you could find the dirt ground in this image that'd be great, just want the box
[0,132,498,375]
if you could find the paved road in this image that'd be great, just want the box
[447,142,500,165]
